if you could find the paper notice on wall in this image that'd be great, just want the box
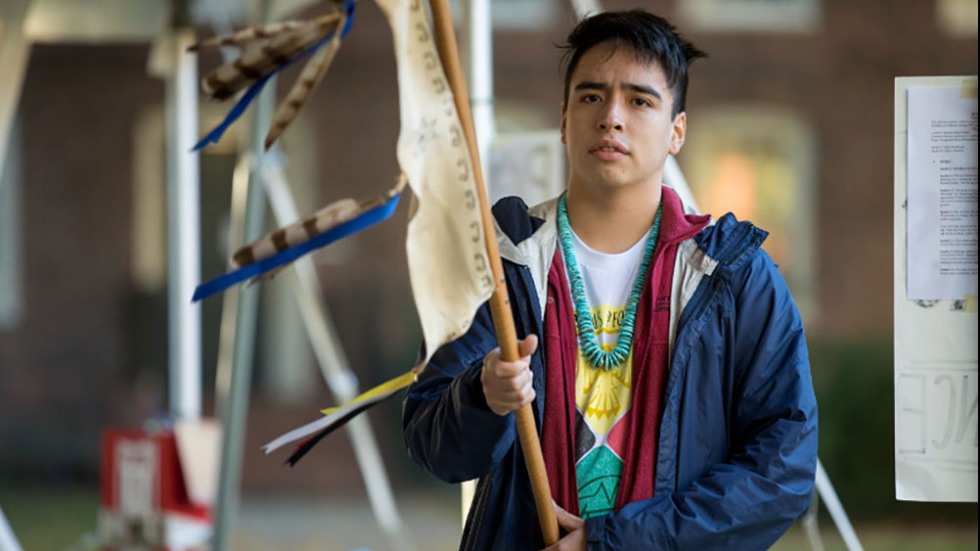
[906,85,978,300]
[894,358,978,502]
[895,77,978,503]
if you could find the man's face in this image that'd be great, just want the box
[561,42,686,195]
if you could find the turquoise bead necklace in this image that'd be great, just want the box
[557,194,662,371]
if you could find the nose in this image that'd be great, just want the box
[597,101,624,132]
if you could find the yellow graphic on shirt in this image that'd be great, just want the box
[575,304,633,436]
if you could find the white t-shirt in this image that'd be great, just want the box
[562,229,647,518]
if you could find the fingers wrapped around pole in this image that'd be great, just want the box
[425,0,560,545]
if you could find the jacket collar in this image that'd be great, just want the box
[494,186,713,318]
[659,185,712,247]
[496,186,710,262]
[496,197,559,317]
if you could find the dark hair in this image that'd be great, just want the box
[560,10,707,118]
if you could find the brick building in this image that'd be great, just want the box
[0,0,976,501]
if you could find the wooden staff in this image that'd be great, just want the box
[428,0,560,545]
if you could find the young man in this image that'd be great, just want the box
[403,10,818,551]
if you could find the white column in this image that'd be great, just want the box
[464,0,495,166]
[166,29,202,421]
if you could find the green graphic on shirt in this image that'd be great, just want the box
[576,445,623,518]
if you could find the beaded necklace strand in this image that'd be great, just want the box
[557,194,662,370]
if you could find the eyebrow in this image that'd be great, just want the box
[573,81,662,101]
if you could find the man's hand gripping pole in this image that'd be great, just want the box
[427,0,561,545]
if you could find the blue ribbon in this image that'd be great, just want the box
[193,0,357,151]
[192,190,400,302]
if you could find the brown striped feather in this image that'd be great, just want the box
[201,22,334,99]
[187,20,318,51]
[229,175,405,270]
[263,13,346,149]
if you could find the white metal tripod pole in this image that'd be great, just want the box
[260,155,414,551]
[0,507,24,551]
[213,18,272,549]
[811,459,865,551]
[569,0,602,18]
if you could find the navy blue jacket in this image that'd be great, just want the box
[403,194,818,550]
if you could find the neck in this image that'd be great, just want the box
[565,182,662,254]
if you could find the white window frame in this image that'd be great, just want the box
[937,0,978,37]
[449,0,559,31]
[680,106,818,321]
[679,0,822,34]
[0,115,21,329]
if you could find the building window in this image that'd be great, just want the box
[449,0,559,31]
[678,0,822,33]
[937,0,978,37]
[680,106,817,318]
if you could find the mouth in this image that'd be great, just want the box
[589,140,628,158]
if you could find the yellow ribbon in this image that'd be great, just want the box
[321,370,418,415]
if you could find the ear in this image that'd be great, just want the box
[668,111,687,155]
[560,104,568,145]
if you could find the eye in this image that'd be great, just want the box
[632,97,653,108]
[580,93,601,103]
